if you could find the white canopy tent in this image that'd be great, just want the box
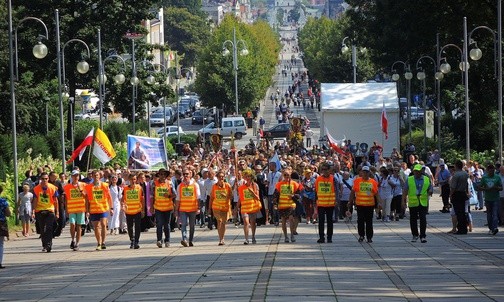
[320,82,400,155]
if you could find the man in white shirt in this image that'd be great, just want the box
[266,162,282,226]
[203,169,218,230]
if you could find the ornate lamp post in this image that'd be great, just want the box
[222,27,249,116]
[391,60,413,141]
[341,36,366,83]
[56,9,91,172]
[9,2,49,224]
[415,56,437,157]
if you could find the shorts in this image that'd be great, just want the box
[242,212,258,220]
[90,212,109,222]
[69,213,86,225]
[213,210,230,223]
[20,213,31,223]
[278,208,294,218]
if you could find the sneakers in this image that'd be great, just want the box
[218,241,225,246]
[493,228,499,235]
[420,238,427,243]
[290,235,296,243]
[96,245,102,251]
[70,241,75,249]
[73,245,79,251]
[411,236,419,242]
[189,241,194,247]
[317,238,325,243]
[101,243,106,250]
[327,239,332,243]
[488,230,494,235]
[284,237,289,243]
[244,240,249,245]
[165,242,170,248]
[181,240,188,247]
[252,238,257,244]
[157,241,163,248]
[130,241,134,249]
[367,238,373,243]
[134,243,140,249]
[358,237,364,243]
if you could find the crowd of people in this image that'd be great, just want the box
[3,135,500,265]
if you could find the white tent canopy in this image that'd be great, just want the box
[320,82,400,155]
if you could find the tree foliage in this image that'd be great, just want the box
[195,16,280,114]
[300,0,501,153]
[163,7,210,66]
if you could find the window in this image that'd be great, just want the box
[223,121,233,127]
[234,120,244,127]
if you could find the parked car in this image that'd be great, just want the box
[156,126,185,137]
[150,108,175,126]
[402,106,424,121]
[263,123,291,139]
[177,103,192,118]
[198,117,247,139]
[191,109,214,125]
[74,109,104,121]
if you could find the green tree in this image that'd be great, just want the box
[194,16,280,114]
[163,7,210,66]
[161,0,202,15]
[276,8,285,25]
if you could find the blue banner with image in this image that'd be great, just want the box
[127,135,168,171]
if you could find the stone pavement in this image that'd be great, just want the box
[1,195,504,301]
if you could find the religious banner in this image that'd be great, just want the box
[127,135,168,171]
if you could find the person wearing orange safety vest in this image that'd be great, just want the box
[85,170,113,251]
[238,169,262,245]
[122,173,144,249]
[152,168,175,248]
[64,170,87,251]
[33,172,59,253]
[314,162,339,244]
[348,166,381,243]
[274,167,303,243]
[209,171,233,246]
[176,169,200,247]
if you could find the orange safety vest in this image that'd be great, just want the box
[211,182,232,212]
[178,182,198,212]
[353,177,378,207]
[123,184,143,215]
[238,183,261,214]
[85,182,111,214]
[275,180,300,210]
[33,183,58,212]
[315,175,336,208]
[153,180,174,212]
[64,182,86,214]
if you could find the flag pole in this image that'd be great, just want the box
[86,128,97,172]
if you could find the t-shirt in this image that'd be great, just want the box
[480,174,502,202]
[450,170,469,192]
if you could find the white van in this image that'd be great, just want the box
[198,116,248,139]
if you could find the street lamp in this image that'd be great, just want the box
[341,36,366,83]
[223,27,249,116]
[125,32,144,134]
[56,9,91,172]
[415,56,437,157]
[97,29,126,130]
[463,9,502,163]
[391,60,413,141]
[8,2,49,225]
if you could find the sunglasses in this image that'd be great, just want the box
[183,173,190,176]
[283,174,290,177]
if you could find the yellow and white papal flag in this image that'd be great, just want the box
[93,128,116,164]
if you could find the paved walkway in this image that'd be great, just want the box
[1,196,504,301]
